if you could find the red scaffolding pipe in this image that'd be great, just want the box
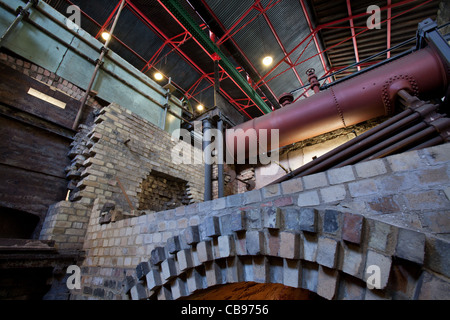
[256,2,310,97]
[126,0,256,118]
[256,0,431,89]
[299,0,329,83]
[198,0,279,107]
[346,0,361,71]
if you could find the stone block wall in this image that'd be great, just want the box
[71,143,450,300]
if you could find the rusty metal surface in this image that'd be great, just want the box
[226,46,449,159]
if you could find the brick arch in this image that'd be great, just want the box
[126,207,434,300]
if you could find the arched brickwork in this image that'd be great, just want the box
[126,207,449,300]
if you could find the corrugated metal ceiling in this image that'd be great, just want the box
[43,0,445,121]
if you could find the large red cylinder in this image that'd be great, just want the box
[226,47,448,160]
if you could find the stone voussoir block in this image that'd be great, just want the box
[146,268,162,291]
[218,235,235,258]
[136,261,150,280]
[203,216,221,238]
[230,211,246,232]
[394,227,426,265]
[150,247,166,266]
[316,237,339,269]
[342,212,364,244]
[262,206,281,229]
[182,225,200,245]
[196,240,214,263]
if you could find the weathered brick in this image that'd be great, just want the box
[273,196,294,207]
[320,185,347,203]
[230,211,246,232]
[299,207,318,233]
[342,212,364,244]
[145,268,162,291]
[416,271,450,300]
[196,240,213,263]
[302,264,319,293]
[170,278,187,300]
[186,268,204,294]
[205,261,222,287]
[403,190,449,211]
[157,286,172,300]
[130,282,147,300]
[177,249,193,271]
[297,190,320,207]
[355,159,387,178]
[253,256,270,283]
[395,228,426,264]
[283,259,301,288]
[226,256,244,283]
[327,166,355,184]
[387,150,423,171]
[317,266,339,300]
[246,230,265,255]
[166,236,181,254]
[261,184,281,198]
[203,216,220,238]
[364,250,392,290]
[279,232,300,259]
[281,178,303,195]
[368,195,401,214]
[368,221,395,253]
[323,209,342,235]
[303,172,328,189]
[182,225,200,245]
[243,189,262,204]
[348,179,378,197]
[218,235,235,258]
[425,238,450,278]
[341,245,364,279]
[161,258,177,281]
[150,247,166,265]
[316,237,338,269]
[302,233,318,262]
[136,261,150,280]
[262,207,281,229]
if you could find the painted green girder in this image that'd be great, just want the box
[161,0,272,115]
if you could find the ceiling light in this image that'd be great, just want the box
[262,56,273,66]
[101,32,111,41]
[154,72,163,81]
[197,104,204,111]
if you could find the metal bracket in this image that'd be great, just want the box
[417,19,450,67]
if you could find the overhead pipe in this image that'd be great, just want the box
[226,45,449,161]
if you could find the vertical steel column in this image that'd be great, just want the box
[202,118,212,201]
[72,0,126,130]
[0,0,38,48]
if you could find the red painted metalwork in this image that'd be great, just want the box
[197,0,280,107]
[387,0,392,59]
[141,31,191,73]
[127,0,256,118]
[215,0,282,46]
[299,0,329,83]
[255,2,310,98]
[346,0,361,71]
[256,0,432,90]
[95,0,123,39]
[226,46,449,160]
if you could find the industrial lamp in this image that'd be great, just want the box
[262,56,273,66]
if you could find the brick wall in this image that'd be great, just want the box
[40,103,205,252]
[69,142,450,300]
[0,52,103,110]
